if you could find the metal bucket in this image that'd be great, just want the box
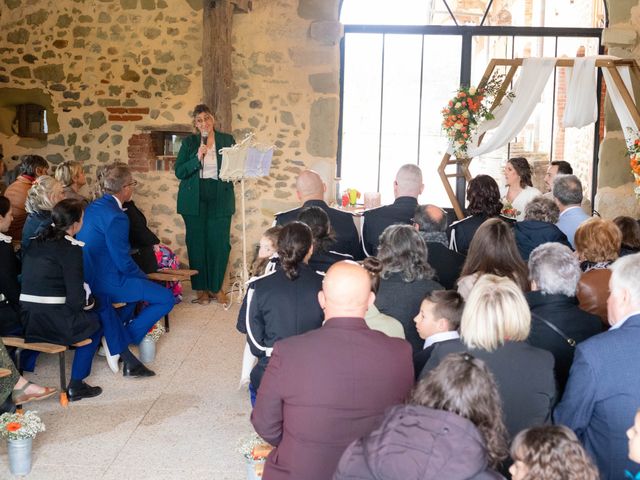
[245,457,265,480]
[8,437,33,475]
[138,336,156,364]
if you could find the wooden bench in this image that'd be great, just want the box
[147,269,198,332]
[2,337,92,407]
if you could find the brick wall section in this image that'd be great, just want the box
[127,133,155,173]
[107,107,150,122]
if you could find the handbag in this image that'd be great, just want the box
[532,313,576,347]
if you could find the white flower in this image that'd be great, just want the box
[468,86,477,95]
[462,111,469,118]
[454,123,462,130]
[455,102,461,109]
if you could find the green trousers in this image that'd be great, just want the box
[0,338,19,404]
[182,179,232,292]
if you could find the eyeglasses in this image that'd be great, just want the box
[124,180,138,188]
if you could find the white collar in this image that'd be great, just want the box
[0,232,12,244]
[64,235,85,247]
[423,330,460,349]
[609,310,640,330]
[111,195,124,211]
[559,205,582,217]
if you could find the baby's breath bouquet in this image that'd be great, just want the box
[145,321,166,342]
[0,411,45,440]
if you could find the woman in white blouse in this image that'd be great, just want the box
[503,157,541,221]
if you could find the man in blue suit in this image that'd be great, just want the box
[553,174,590,248]
[78,164,174,377]
[555,253,640,479]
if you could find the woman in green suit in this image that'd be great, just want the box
[175,104,235,305]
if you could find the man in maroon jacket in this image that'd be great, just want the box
[251,261,414,480]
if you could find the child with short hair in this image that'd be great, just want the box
[412,289,464,378]
[510,425,599,480]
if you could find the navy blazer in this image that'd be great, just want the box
[362,196,417,256]
[77,195,146,293]
[554,314,640,479]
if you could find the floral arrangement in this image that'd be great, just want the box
[501,200,520,219]
[626,131,640,199]
[238,433,273,460]
[145,321,166,342]
[0,411,45,440]
[341,188,361,207]
[441,74,512,158]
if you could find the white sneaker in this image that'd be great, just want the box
[101,337,120,374]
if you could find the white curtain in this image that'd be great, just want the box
[563,56,598,128]
[600,58,637,145]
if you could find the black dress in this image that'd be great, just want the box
[0,234,22,335]
[244,264,324,390]
[20,236,100,345]
[124,200,160,274]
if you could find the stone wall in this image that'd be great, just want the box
[0,0,342,286]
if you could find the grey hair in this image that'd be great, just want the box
[413,204,447,233]
[395,164,423,197]
[377,224,434,282]
[102,164,132,195]
[25,175,62,213]
[609,253,640,308]
[524,196,560,223]
[528,242,581,296]
[553,174,583,206]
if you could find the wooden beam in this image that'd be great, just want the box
[606,65,640,132]
[203,1,235,133]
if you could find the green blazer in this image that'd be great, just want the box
[175,130,236,217]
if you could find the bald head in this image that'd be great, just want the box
[296,170,325,202]
[319,261,375,320]
[394,164,424,198]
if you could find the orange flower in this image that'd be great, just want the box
[6,423,22,432]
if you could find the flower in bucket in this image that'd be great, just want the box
[500,199,520,219]
[626,130,640,199]
[145,321,166,342]
[0,411,45,441]
[341,188,361,207]
[442,74,513,158]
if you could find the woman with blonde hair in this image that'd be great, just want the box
[421,274,555,440]
[21,175,64,250]
[574,217,622,325]
[510,425,599,480]
[54,160,87,203]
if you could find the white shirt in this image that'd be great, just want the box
[0,232,12,244]
[112,194,124,211]
[609,309,640,330]
[423,330,460,349]
[202,146,218,179]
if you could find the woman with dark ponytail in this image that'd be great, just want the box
[243,221,324,402]
[297,206,353,272]
[20,199,103,402]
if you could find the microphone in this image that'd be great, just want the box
[201,132,208,145]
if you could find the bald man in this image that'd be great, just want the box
[274,170,363,259]
[251,261,413,480]
[362,163,424,256]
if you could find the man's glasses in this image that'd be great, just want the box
[124,180,138,188]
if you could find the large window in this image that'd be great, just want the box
[339,0,605,207]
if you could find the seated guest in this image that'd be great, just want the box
[526,243,603,396]
[0,338,56,413]
[361,257,404,339]
[614,215,640,257]
[362,164,423,256]
[4,155,49,241]
[297,206,352,272]
[554,174,590,248]
[0,196,21,335]
[0,157,6,195]
[245,222,324,395]
[335,353,508,480]
[374,224,443,353]
[514,196,570,260]
[249,226,281,277]
[20,199,103,401]
[22,175,64,250]
[449,174,515,255]
[275,170,362,259]
[555,253,640,479]
[413,204,464,289]
[54,160,88,204]
[574,217,622,325]
[544,160,573,194]
[421,275,555,439]
[457,218,529,300]
[78,164,175,378]
[509,425,599,480]
[251,261,413,480]
[412,289,464,378]
[124,199,161,274]
[502,157,542,221]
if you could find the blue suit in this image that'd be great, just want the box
[554,314,640,479]
[555,206,590,248]
[78,195,174,355]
